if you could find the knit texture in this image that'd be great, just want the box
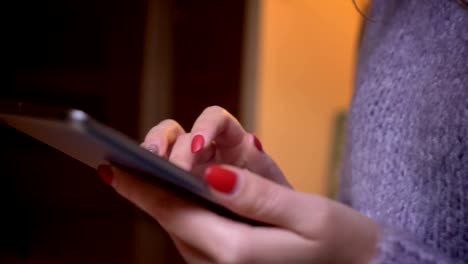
[339,1,468,263]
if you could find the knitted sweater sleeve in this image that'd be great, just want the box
[370,226,465,264]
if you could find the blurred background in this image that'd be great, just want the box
[5,0,367,263]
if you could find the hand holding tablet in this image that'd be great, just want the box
[1,100,380,263]
[0,101,286,225]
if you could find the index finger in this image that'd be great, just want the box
[188,106,290,186]
[190,105,246,150]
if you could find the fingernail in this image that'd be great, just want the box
[251,133,263,152]
[204,165,237,194]
[191,135,205,153]
[146,144,159,155]
[97,165,113,185]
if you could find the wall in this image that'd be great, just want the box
[243,0,365,195]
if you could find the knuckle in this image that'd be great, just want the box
[203,105,229,118]
[144,126,162,142]
[158,119,180,130]
[238,180,282,220]
[145,119,184,143]
[306,196,334,235]
[146,119,179,136]
[320,203,336,230]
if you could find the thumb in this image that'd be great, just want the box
[203,165,325,234]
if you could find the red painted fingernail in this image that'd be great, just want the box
[252,134,263,152]
[204,165,237,194]
[97,165,113,185]
[191,135,205,153]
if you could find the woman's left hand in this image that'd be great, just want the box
[105,163,379,264]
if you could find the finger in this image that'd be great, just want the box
[243,133,291,187]
[238,227,318,263]
[107,165,249,258]
[102,165,317,264]
[175,226,317,264]
[141,119,185,158]
[168,134,215,173]
[203,164,331,238]
[190,106,290,186]
[171,236,212,264]
[190,106,245,152]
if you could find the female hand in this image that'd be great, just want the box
[139,105,291,187]
[98,106,379,263]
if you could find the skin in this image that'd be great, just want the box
[107,105,380,264]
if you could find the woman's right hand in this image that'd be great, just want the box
[101,107,379,263]
[100,106,379,264]
[140,106,291,187]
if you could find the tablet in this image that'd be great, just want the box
[0,100,259,225]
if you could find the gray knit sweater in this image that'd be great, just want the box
[339,1,467,263]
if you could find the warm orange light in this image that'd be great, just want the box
[252,0,365,194]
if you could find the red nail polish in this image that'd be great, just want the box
[97,165,113,185]
[252,134,263,152]
[191,135,205,153]
[204,165,237,194]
